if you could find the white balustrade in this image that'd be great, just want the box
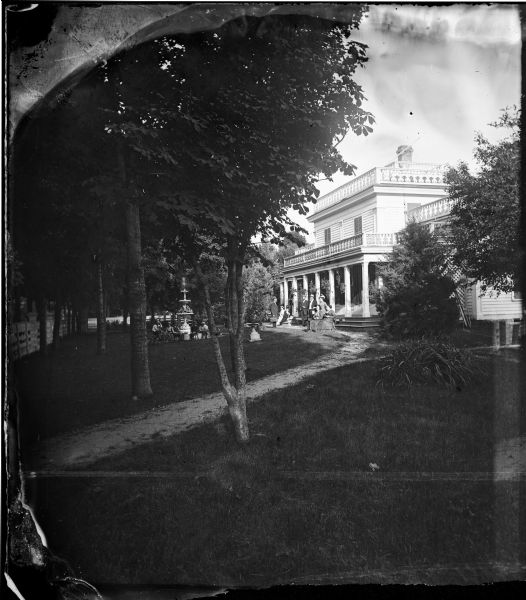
[407,197,454,223]
[294,243,314,255]
[312,162,446,216]
[283,232,397,268]
[312,167,379,214]
[364,233,399,246]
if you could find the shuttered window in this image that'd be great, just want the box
[324,228,331,245]
[354,216,362,235]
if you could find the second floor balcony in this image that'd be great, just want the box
[284,232,398,270]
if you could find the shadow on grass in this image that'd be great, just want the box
[23,352,524,586]
[13,328,351,446]
[86,357,505,474]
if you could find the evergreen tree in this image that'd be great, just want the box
[376,222,459,337]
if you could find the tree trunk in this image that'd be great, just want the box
[225,267,236,373]
[52,295,62,350]
[122,273,129,330]
[195,259,249,443]
[37,297,47,355]
[66,303,71,336]
[126,200,153,399]
[13,288,21,323]
[79,305,89,334]
[96,259,107,355]
[73,308,79,334]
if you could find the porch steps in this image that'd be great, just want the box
[290,316,381,330]
[335,316,381,330]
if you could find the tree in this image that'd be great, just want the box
[139,13,374,442]
[11,80,127,354]
[445,107,520,293]
[244,259,275,324]
[375,222,459,337]
[11,11,374,440]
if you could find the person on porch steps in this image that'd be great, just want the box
[318,294,330,318]
[301,292,309,328]
[269,296,279,327]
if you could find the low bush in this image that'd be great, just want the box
[377,338,477,388]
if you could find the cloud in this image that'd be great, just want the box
[365,4,520,46]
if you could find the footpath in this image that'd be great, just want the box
[28,329,381,470]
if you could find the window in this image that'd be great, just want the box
[354,216,362,235]
[512,290,522,301]
[324,228,331,245]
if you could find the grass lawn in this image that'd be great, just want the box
[24,352,523,586]
[14,327,349,446]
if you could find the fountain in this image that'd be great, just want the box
[177,277,194,341]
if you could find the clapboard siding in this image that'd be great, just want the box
[376,206,406,233]
[314,198,377,246]
[339,209,375,239]
[479,291,522,320]
[330,221,342,242]
[362,209,374,233]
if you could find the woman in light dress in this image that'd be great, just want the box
[317,294,330,318]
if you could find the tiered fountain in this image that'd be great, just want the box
[177,277,194,341]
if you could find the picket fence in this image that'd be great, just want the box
[8,317,67,360]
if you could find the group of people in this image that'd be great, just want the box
[268,297,292,327]
[151,318,209,341]
[300,292,334,329]
[268,291,335,330]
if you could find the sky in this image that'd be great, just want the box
[293,3,521,241]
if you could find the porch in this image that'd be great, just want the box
[280,260,384,319]
[281,232,396,319]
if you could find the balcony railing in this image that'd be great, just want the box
[312,162,447,215]
[293,243,314,255]
[284,232,398,268]
[407,197,454,223]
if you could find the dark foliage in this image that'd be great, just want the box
[375,222,459,337]
[377,338,477,388]
[446,107,520,294]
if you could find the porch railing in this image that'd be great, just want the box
[284,232,398,268]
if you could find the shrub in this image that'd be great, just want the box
[375,222,460,338]
[376,277,459,337]
[377,339,476,388]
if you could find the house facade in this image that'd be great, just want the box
[281,146,522,323]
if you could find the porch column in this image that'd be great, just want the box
[292,276,298,316]
[280,281,285,305]
[283,278,289,310]
[344,265,352,316]
[362,260,370,318]
[314,272,321,301]
[302,275,308,295]
[328,269,335,309]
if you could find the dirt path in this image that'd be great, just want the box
[28,329,382,470]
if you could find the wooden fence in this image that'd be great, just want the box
[8,317,67,360]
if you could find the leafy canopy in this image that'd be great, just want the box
[446,107,520,293]
[104,12,374,255]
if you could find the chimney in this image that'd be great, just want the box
[396,145,413,165]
